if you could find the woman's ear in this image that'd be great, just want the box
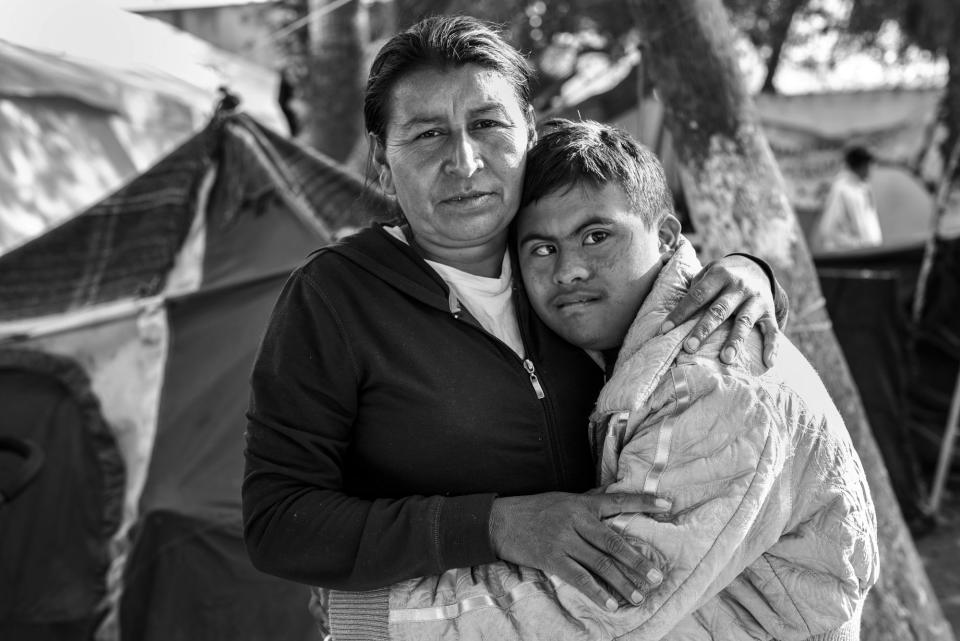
[370,133,395,196]
[658,215,682,253]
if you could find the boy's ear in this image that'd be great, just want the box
[370,133,395,196]
[658,215,682,252]
[525,105,537,148]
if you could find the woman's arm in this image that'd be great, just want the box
[660,253,788,367]
[242,270,497,590]
[243,269,670,595]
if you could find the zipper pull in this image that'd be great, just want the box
[523,359,546,400]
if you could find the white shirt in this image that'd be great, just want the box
[384,226,525,358]
[815,168,883,251]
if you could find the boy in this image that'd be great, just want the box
[379,120,879,640]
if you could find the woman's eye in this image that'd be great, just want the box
[531,244,555,257]
[415,130,442,140]
[584,230,610,245]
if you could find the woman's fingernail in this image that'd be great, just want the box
[606,597,619,612]
[646,568,663,585]
[631,590,644,604]
[655,497,672,509]
[722,346,736,362]
[685,337,700,351]
[660,320,675,334]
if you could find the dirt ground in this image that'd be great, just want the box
[914,475,960,636]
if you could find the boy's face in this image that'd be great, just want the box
[517,182,680,352]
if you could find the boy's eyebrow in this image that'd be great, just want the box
[394,103,513,133]
[518,216,614,247]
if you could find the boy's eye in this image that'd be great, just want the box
[584,230,610,245]
[531,244,556,257]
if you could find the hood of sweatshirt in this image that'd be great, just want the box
[321,223,461,314]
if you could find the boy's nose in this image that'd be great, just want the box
[554,252,590,284]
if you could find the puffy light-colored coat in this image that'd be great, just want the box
[374,240,879,641]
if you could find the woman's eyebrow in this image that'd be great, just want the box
[470,104,512,119]
[394,114,443,132]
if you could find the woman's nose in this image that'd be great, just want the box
[444,132,483,177]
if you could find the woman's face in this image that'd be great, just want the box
[374,64,533,257]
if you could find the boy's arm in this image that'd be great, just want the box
[590,368,872,640]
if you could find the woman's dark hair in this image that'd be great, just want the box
[363,15,535,144]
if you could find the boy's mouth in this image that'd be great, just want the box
[552,291,602,310]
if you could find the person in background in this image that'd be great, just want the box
[815,145,883,251]
[379,119,878,641]
[242,16,789,640]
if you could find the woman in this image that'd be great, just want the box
[242,15,787,639]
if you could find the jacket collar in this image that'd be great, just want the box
[592,238,701,422]
[592,237,768,423]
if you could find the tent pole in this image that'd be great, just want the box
[927,369,960,515]
[912,136,960,323]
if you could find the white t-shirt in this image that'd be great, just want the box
[384,226,525,358]
[815,169,883,251]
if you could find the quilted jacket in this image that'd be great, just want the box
[356,239,879,641]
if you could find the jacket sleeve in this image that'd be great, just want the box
[725,253,790,329]
[242,268,497,590]
[588,364,873,640]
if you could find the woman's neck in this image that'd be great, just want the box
[405,228,508,278]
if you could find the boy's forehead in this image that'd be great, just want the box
[518,182,633,234]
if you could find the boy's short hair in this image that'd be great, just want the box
[520,118,674,227]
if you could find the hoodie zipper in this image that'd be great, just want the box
[523,359,545,399]
[448,291,547,401]
[443,277,567,488]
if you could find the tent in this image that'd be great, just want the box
[0,0,287,254]
[606,87,946,248]
[0,110,387,639]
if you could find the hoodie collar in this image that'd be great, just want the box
[323,223,456,313]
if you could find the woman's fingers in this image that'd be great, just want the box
[489,492,670,609]
[660,256,781,365]
[679,288,745,353]
[717,296,762,363]
[759,314,781,367]
[660,260,729,333]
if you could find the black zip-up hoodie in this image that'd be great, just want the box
[243,224,604,591]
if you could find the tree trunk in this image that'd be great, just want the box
[627,1,955,640]
[301,0,364,162]
[943,28,960,181]
[760,0,806,94]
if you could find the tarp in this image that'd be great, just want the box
[120,510,316,641]
[0,349,125,639]
[0,110,386,640]
[815,240,960,522]
[0,0,287,254]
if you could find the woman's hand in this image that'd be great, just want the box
[489,492,671,611]
[660,255,780,366]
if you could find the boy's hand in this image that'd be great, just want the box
[489,492,671,611]
[660,255,780,367]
